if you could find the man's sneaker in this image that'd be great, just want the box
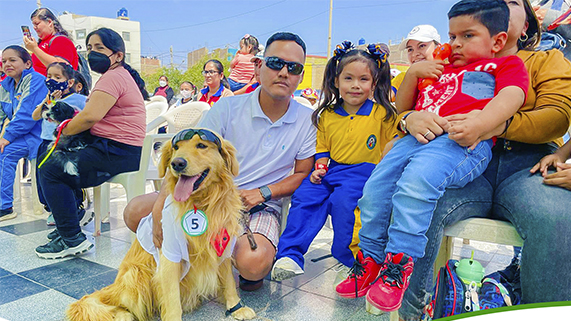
[47,229,60,240]
[35,233,93,259]
[0,208,16,222]
[78,208,94,226]
[46,214,56,226]
[366,252,414,312]
[271,257,304,281]
[335,251,382,298]
[332,263,352,288]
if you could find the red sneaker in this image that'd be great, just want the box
[366,252,414,312]
[335,251,382,298]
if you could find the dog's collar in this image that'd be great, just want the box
[225,301,244,317]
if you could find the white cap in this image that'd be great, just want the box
[399,25,441,50]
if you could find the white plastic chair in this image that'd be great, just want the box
[92,133,173,235]
[146,101,210,134]
[148,95,168,104]
[145,100,168,134]
[13,158,43,215]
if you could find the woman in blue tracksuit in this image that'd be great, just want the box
[0,45,47,221]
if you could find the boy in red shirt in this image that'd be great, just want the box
[336,0,529,313]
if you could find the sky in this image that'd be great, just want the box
[0,0,458,67]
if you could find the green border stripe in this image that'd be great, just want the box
[434,301,571,320]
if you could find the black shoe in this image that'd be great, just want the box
[47,229,60,240]
[78,208,94,226]
[0,208,16,221]
[35,233,93,259]
[239,275,264,292]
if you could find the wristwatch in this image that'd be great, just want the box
[259,186,272,202]
[399,111,415,134]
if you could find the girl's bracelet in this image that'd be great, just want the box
[315,163,329,172]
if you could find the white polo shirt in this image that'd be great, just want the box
[198,86,317,211]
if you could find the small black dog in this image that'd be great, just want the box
[41,101,92,176]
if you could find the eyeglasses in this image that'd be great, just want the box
[172,128,222,152]
[201,70,220,76]
[264,56,304,75]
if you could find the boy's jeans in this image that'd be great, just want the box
[358,134,493,262]
[400,140,571,320]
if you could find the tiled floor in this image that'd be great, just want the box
[0,181,515,321]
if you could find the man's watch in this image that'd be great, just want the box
[399,111,415,134]
[259,186,272,202]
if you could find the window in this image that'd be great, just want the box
[125,53,131,64]
[76,29,86,40]
[122,31,130,41]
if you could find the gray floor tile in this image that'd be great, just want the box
[347,306,393,320]
[19,257,113,289]
[260,289,361,321]
[0,289,75,321]
[0,234,73,273]
[0,267,11,278]
[79,235,132,269]
[101,225,135,243]
[0,274,48,305]
[0,219,51,236]
[239,279,296,311]
[276,247,339,289]
[54,269,118,300]
[300,268,363,304]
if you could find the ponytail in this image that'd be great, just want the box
[123,63,149,100]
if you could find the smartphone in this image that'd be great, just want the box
[21,26,31,39]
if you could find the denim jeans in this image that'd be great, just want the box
[358,135,493,261]
[399,140,571,320]
[38,137,141,240]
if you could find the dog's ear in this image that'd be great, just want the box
[158,140,173,178]
[220,139,239,177]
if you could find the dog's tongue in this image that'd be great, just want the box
[174,175,199,202]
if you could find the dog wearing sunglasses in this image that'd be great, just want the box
[40,100,93,176]
[67,128,256,321]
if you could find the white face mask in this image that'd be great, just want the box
[159,80,167,87]
[181,89,192,99]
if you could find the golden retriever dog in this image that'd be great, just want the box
[67,128,256,321]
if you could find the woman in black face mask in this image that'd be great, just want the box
[35,28,149,259]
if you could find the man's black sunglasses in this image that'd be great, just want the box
[264,56,304,75]
[172,128,222,152]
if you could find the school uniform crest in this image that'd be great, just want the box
[366,134,377,150]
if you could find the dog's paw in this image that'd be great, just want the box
[231,306,256,320]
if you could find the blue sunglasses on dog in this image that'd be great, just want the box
[172,128,222,152]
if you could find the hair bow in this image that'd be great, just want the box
[333,40,354,61]
[367,43,390,68]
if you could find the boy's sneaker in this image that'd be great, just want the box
[366,252,414,312]
[35,233,93,259]
[0,208,16,222]
[46,214,56,226]
[271,257,305,281]
[335,251,382,298]
[47,229,60,240]
[78,208,94,226]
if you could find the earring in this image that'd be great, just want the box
[519,33,529,42]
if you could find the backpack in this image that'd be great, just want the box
[427,259,521,320]
[48,35,93,89]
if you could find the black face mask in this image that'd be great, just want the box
[88,51,113,74]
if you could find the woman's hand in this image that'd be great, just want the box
[310,169,327,184]
[409,60,445,80]
[530,153,567,176]
[239,189,265,211]
[542,162,571,190]
[23,35,39,52]
[0,138,10,153]
[406,111,449,144]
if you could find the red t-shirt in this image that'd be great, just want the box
[32,33,79,76]
[415,55,529,117]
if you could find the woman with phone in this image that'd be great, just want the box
[22,7,78,76]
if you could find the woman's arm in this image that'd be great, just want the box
[502,50,571,144]
[23,35,74,68]
[62,90,116,135]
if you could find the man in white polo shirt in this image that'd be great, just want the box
[123,32,316,292]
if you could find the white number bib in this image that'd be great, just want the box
[181,208,208,236]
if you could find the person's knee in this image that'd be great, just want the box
[234,235,275,279]
[123,193,156,232]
